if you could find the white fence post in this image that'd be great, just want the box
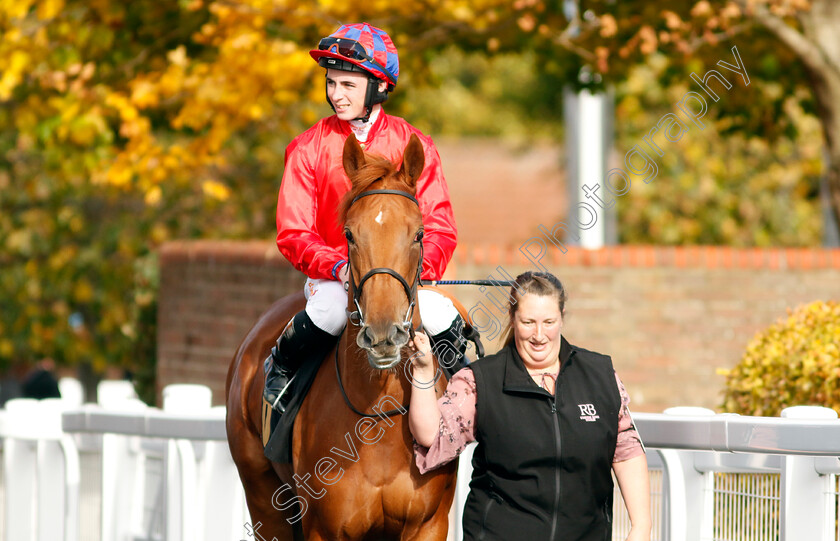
[98,399,149,541]
[660,407,716,541]
[58,377,84,407]
[2,398,80,541]
[4,399,39,541]
[163,384,212,541]
[97,380,138,408]
[196,406,251,541]
[780,405,837,541]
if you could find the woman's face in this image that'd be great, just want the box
[513,293,563,368]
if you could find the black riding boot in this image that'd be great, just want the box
[263,310,337,413]
[429,314,470,380]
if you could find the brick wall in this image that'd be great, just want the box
[156,241,302,404]
[157,241,840,413]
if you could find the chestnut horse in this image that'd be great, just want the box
[226,133,457,540]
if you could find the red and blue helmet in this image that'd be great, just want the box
[310,23,399,92]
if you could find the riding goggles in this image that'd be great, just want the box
[318,37,396,84]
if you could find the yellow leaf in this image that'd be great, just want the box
[202,179,230,201]
[690,1,713,17]
[0,339,13,358]
[106,162,132,187]
[599,14,617,37]
[36,0,64,19]
[73,280,94,302]
[168,45,188,68]
[145,185,162,206]
[3,0,36,19]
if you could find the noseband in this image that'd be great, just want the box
[345,189,424,335]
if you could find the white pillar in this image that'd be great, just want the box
[2,398,80,541]
[780,406,837,541]
[577,89,606,249]
[99,400,148,541]
[661,407,716,541]
[3,399,39,541]
[197,406,250,540]
[564,86,615,250]
[163,384,212,541]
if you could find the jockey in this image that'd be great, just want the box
[265,23,467,412]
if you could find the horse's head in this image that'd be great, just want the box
[340,133,426,370]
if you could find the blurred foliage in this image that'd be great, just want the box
[720,300,840,416]
[402,48,564,141]
[614,55,823,246]
[550,0,815,143]
[0,0,832,385]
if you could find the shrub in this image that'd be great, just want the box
[720,300,840,416]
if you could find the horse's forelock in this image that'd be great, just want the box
[339,154,413,223]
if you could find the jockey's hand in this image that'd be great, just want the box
[338,263,350,291]
[409,332,435,370]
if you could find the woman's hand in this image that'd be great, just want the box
[409,331,435,370]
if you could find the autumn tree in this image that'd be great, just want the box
[474,0,838,239]
[0,0,321,377]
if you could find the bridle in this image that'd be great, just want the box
[337,187,424,419]
[345,189,424,337]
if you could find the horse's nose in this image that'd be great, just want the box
[356,324,409,350]
[387,324,409,347]
[356,326,375,349]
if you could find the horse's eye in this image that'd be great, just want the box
[345,229,355,244]
[414,230,424,243]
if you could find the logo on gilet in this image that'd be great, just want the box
[578,403,600,422]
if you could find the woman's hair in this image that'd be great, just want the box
[501,271,567,346]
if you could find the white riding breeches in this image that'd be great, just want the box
[303,278,458,337]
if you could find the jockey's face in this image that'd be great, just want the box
[326,69,368,120]
[326,69,385,121]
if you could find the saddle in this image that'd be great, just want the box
[262,286,484,463]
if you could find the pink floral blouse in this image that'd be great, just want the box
[414,367,645,474]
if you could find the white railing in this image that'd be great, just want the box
[634,405,840,541]
[2,383,840,541]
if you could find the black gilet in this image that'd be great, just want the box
[463,337,620,541]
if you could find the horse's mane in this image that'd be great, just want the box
[339,153,414,222]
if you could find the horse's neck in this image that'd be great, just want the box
[339,325,409,406]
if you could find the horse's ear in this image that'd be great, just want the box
[343,133,366,182]
[401,133,425,188]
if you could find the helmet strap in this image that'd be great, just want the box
[325,86,337,114]
[354,106,373,123]
[354,76,387,122]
